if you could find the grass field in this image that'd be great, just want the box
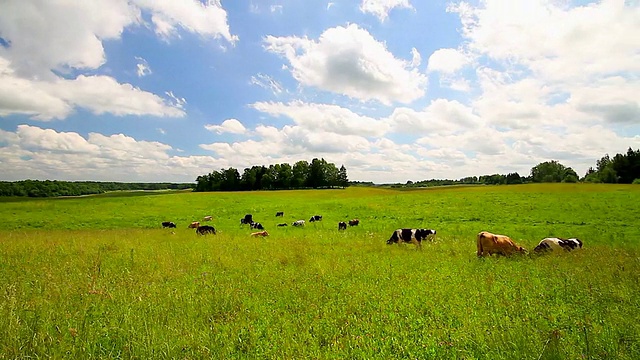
[1,184,639,359]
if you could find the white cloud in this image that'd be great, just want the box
[0,125,228,182]
[0,0,235,120]
[388,99,481,134]
[264,24,427,105]
[135,56,152,77]
[251,101,390,137]
[131,0,238,43]
[250,73,285,96]
[205,119,247,134]
[410,47,421,68]
[0,60,184,120]
[427,48,469,74]
[360,0,414,22]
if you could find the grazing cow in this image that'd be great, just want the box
[348,219,360,226]
[309,215,323,222]
[476,231,527,257]
[240,214,253,225]
[188,221,200,229]
[386,229,437,248]
[196,225,216,235]
[251,230,269,237]
[338,221,347,230]
[203,216,213,221]
[276,211,284,217]
[292,220,305,227]
[277,223,288,227]
[162,221,176,228]
[250,222,265,230]
[534,237,583,253]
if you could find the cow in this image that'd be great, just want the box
[196,225,216,235]
[338,221,347,230]
[292,220,305,227]
[277,223,288,227]
[534,237,583,253]
[386,229,437,248]
[162,221,176,228]
[348,219,360,226]
[251,230,269,237]
[188,221,200,229]
[240,214,253,225]
[309,215,323,222]
[203,216,213,221]
[250,222,265,230]
[276,211,284,217]
[476,231,527,257]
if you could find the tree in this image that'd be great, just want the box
[292,160,309,188]
[530,160,571,183]
[337,165,349,188]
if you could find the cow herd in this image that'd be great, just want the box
[162,214,583,256]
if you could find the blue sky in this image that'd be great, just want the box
[0,0,638,183]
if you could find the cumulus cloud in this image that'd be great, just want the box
[263,24,427,105]
[0,0,236,120]
[250,101,390,137]
[388,99,481,135]
[0,125,228,182]
[131,0,238,43]
[360,0,414,22]
[205,119,247,134]
[0,59,184,120]
[427,48,469,74]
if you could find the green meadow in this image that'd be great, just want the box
[1,184,639,359]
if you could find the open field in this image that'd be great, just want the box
[1,184,639,359]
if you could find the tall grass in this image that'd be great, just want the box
[1,184,639,358]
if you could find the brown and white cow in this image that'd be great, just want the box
[348,219,360,226]
[203,216,213,221]
[476,231,527,257]
[188,221,200,229]
[251,230,269,237]
[534,237,583,253]
[386,229,437,249]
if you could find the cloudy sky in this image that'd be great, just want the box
[0,0,638,184]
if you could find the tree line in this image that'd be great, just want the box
[392,147,640,188]
[0,180,192,198]
[194,158,348,192]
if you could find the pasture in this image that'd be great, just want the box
[1,184,639,359]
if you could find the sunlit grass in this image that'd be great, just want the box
[1,184,639,358]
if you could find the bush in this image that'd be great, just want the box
[562,174,578,183]
[633,178,640,184]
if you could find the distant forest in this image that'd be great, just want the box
[389,147,640,188]
[195,158,348,192]
[0,180,192,198]
[2,148,638,197]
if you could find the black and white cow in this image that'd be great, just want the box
[162,221,176,228]
[309,215,323,222]
[240,214,253,225]
[292,220,305,227]
[277,223,288,227]
[276,211,284,217]
[250,222,265,230]
[196,225,216,235]
[534,237,583,253]
[386,229,437,248]
[338,221,347,230]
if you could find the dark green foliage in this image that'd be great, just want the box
[195,159,348,192]
[0,180,192,198]
[583,148,640,184]
[530,160,578,183]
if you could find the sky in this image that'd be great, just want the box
[0,0,639,184]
